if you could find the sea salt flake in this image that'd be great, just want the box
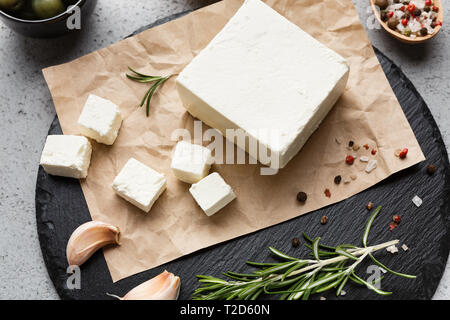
[320,296,327,300]
[365,160,377,173]
[340,290,347,296]
[412,195,423,207]
[401,244,409,251]
[386,245,399,254]
[360,156,369,162]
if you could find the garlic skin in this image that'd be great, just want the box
[110,270,181,300]
[66,221,120,266]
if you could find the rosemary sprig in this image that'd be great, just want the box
[192,206,416,300]
[126,67,174,117]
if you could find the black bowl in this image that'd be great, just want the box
[0,0,97,38]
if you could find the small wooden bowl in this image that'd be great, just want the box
[370,0,444,44]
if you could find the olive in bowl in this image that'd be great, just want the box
[0,0,97,38]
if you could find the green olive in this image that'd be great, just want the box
[0,0,24,11]
[32,0,65,19]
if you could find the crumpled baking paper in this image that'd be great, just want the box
[42,0,425,282]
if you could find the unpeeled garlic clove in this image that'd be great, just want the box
[66,221,120,266]
[108,270,181,300]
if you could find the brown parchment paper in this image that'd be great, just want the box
[42,0,425,282]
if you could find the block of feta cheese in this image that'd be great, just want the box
[112,158,166,212]
[78,94,123,145]
[171,141,213,184]
[189,172,236,216]
[176,0,349,169]
[40,135,92,179]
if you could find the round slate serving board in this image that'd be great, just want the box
[36,13,450,300]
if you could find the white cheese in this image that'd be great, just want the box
[386,245,399,254]
[365,160,377,173]
[112,158,166,213]
[189,172,236,216]
[412,195,422,207]
[176,0,349,169]
[171,141,213,184]
[40,135,92,179]
[78,94,123,145]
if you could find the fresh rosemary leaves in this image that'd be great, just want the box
[126,67,173,117]
[193,206,416,300]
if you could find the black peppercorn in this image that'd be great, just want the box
[292,237,300,247]
[334,175,342,185]
[426,164,437,175]
[297,192,307,203]
[348,140,354,148]
[420,27,428,36]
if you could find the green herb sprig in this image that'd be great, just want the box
[126,67,174,117]
[192,206,416,300]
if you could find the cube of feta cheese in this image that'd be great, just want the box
[189,172,236,216]
[40,135,92,179]
[171,141,213,184]
[176,0,349,169]
[78,94,123,145]
[112,158,166,212]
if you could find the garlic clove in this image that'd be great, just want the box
[110,270,181,300]
[66,221,120,266]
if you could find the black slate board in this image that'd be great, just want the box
[36,13,450,300]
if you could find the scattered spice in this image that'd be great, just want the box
[393,214,401,224]
[394,149,402,157]
[297,192,307,203]
[343,177,351,184]
[426,164,436,175]
[363,144,369,150]
[401,244,409,251]
[324,189,331,198]
[352,144,360,151]
[389,221,398,231]
[371,149,377,155]
[412,195,422,207]
[399,148,408,159]
[335,137,342,145]
[350,174,357,181]
[291,237,300,248]
[345,155,355,165]
[320,215,329,225]
[367,201,373,211]
[334,175,342,185]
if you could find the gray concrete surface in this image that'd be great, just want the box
[0,0,448,300]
